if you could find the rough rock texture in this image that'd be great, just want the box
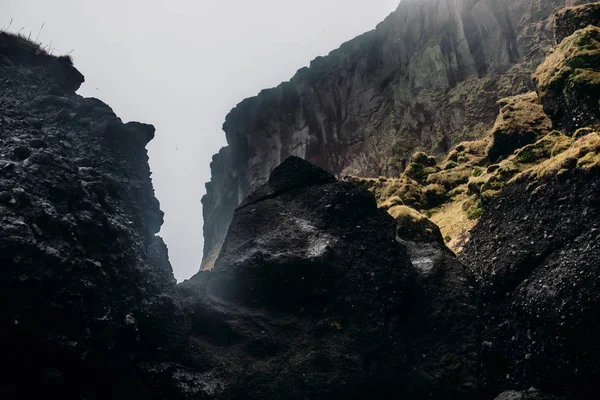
[0,32,175,398]
[5,2,600,398]
[460,172,600,398]
[202,0,598,270]
[555,2,600,43]
[180,157,480,399]
[494,390,566,400]
[533,24,600,132]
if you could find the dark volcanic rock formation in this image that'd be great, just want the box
[180,157,480,399]
[0,32,175,398]
[201,0,599,270]
[0,32,480,398]
[460,172,600,397]
[3,2,600,399]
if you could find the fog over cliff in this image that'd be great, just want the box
[2,0,399,280]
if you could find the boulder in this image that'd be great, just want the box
[179,157,479,399]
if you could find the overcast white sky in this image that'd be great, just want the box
[2,0,399,281]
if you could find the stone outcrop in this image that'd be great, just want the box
[3,1,600,399]
[486,92,552,163]
[0,32,175,398]
[201,0,599,270]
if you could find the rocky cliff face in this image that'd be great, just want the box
[0,32,175,398]
[201,0,598,269]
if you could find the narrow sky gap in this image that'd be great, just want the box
[2,0,399,281]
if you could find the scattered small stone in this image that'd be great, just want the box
[11,145,31,161]
[31,223,43,236]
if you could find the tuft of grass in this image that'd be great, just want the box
[466,199,483,220]
[0,24,73,64]
[403,151,440,184]
[430,192,478,253]
[427,165,473,189]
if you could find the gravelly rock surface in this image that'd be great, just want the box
[461,173,600,398]
[494,390,566,400]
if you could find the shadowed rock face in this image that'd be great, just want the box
[0,32,175,399]
[201,0,599,271]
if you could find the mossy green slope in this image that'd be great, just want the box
[534,25,600,132]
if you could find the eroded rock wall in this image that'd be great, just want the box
[201,0,598,270]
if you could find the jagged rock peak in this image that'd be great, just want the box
[238,156,336,209]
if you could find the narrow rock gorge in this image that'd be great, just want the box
[1,1,600,399]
